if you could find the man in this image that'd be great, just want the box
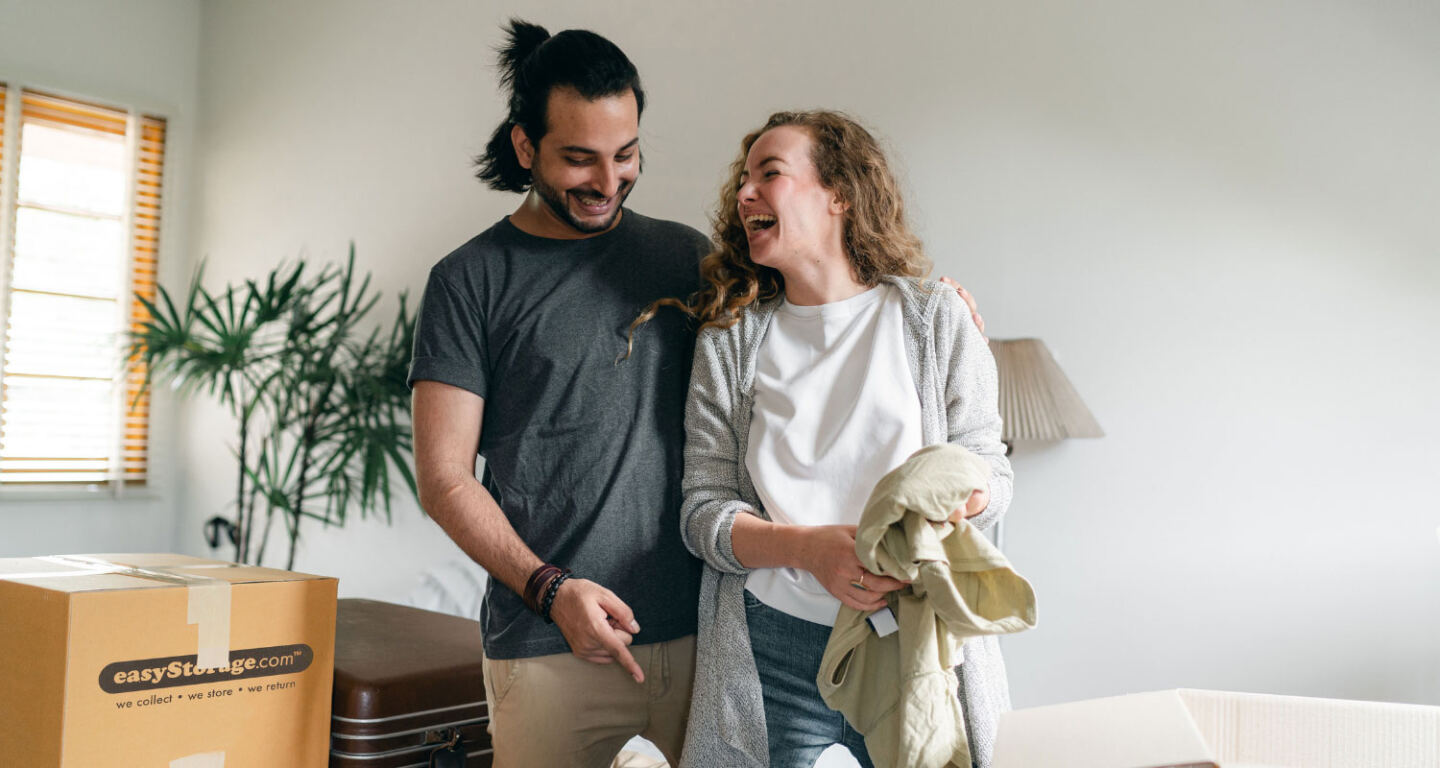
[409,20,706,767]
[409,20,988,768]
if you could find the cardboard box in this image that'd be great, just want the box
[992,688,1440,768]
[0,553,337,767]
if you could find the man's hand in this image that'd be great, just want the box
[546,578,646,683]
[799,525,908,612]
[938,276,986,339]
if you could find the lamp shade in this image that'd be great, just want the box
[987,338,1103,442]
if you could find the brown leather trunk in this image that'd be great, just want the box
[330,599,493,767]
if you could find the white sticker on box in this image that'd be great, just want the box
[170,751,225,768]
[186,577,232,670]
[867,607,899,637]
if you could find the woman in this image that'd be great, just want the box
[651,111,1013,768]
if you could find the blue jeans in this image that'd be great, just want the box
[745,590,876,768]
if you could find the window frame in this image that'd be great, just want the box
[0,78,176,501]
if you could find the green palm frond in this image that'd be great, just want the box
[129,244,419,568]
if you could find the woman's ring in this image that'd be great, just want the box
[850,573,869,591]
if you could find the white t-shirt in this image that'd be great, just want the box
[744,283,924,626]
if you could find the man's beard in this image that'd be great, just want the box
[530,169,633,235]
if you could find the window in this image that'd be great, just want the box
[0,85,167,490]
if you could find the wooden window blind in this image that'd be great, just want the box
[0,88,165,488]
[0,83,7,176]
[125,116,166,485]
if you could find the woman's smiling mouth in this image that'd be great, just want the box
[744,214,777,232]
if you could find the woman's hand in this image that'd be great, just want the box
[798,525,908,612]
[949,484,990,524]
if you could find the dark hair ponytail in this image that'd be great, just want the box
[474,19,645,192]
[495,18,550,88]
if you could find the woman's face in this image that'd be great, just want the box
[736,125,846,270]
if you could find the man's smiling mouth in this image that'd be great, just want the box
[574,192,613,211]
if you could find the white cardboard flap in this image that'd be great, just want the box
[993,690,1217,768]
[994,689,1440,768]
[1177,689,1440,768]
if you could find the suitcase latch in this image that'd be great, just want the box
[427,727,466,768]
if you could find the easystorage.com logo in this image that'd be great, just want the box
[99,644,313,694]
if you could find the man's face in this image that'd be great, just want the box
[514,86,640,236]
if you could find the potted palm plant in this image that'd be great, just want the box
[130,247,418,569]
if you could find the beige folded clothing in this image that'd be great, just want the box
[818,443,1038,768]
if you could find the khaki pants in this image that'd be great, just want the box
[483,635,695,768]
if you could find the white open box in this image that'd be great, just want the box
[992,688,1440,768]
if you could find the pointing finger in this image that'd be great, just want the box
[601,632,645,684]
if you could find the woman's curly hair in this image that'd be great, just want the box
[628,110,929,352]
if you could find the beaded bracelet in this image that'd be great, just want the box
[539,572,573,624]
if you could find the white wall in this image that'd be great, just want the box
[0,0,200,556]
[183,0,1439,719]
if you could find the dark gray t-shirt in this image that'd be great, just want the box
[408,210,707,659]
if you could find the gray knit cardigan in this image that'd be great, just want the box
[678,276,1016,768]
